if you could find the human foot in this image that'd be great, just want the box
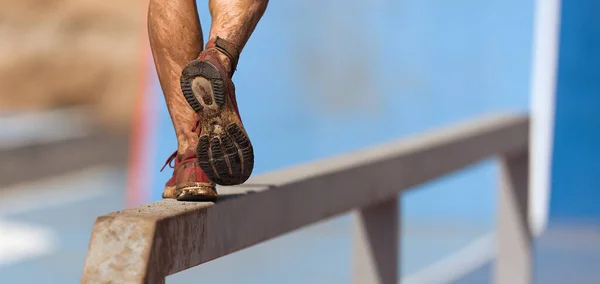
[180,37,254,186]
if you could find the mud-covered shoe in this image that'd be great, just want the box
[180,37,254,186]
[161,149,217,202]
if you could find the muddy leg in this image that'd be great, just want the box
[149,0,205,198]
[148,0,204,153]
[177,0,269,186]
[207,0,269,74]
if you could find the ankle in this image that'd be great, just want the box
[213,49,233,75]
[205,36,240,76]
[177,135,197,156]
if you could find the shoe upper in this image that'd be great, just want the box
[162,38,246,193]
[162,148,214,190]
[197,47,242,118]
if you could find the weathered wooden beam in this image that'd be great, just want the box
[353,197,399,284]
[494,148,531,284]
[81,113,529,283]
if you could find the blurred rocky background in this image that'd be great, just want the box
[0,0,146,188]
[0,0,144,131]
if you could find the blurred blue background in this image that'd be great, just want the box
[150,0,533,222]
[0,0,598,283]
[148,1,533,280]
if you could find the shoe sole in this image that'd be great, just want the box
[162,185,177,199]
[180,60,254,186]
[176,185,218,202]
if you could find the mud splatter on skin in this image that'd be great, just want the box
[148,0,204,153]
[207,0,269,75]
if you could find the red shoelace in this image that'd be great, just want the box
[160,117,201,172]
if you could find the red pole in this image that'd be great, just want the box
[125,0,153,207]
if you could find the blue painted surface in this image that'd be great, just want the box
[549,0,600,221]
[145,0,534,281]
[150,0,533,221]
